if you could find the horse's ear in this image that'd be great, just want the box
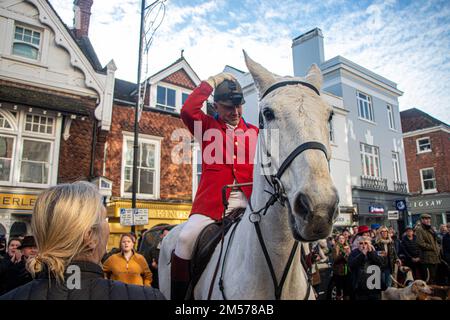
[243,50,277,98]
[305,63,323,91]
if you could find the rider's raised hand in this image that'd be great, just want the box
[206,72,236,88]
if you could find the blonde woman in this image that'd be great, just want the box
[103,233,152,286]
[0,182,164,300]
[374,226,402,288]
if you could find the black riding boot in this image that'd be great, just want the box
[171,253,191,300]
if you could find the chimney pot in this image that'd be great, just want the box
[73,0,94,38]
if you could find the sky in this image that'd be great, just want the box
[49,0,450,123]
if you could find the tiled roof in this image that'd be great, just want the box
[400,108,449,133]
[114,79,137,103]
[73,35,104,73]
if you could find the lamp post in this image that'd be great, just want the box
[131,0,163,234]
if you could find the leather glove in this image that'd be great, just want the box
[206,72,236,88]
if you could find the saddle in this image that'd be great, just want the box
[185,207,245,299]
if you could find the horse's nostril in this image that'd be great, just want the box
[294,193,312,217]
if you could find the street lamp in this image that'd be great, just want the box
[131,0,166,234]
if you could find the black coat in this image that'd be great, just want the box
[443,233,450,264]
[348,249,385,291]
[400,235,421,261]
[0,256,33,295]
[0,261,165,300]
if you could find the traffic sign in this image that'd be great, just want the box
[119,208,149,226]
[133,208,149,226]
[120,208,134,226]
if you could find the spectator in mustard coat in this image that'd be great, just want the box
[103,233,152,286]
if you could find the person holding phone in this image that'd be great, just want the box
[348,236,385,300]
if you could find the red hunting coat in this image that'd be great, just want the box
[180,81,259,220]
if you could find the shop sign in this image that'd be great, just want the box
[334,213,352,226]
[369,205,384,214]
[395,200,407,211]
[0,194,37,210]
[388,210,399,220]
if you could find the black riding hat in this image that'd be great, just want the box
[214,79,245,107]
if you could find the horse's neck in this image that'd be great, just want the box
[227,166,304,297]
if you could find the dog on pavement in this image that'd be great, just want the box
[382,280,432,300]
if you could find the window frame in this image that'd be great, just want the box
[356,91,375,123]
[387,104,396,130]
[416,137,431,154]
[360,143,381,178]
[420,167,437,194]
[0,109,60,188]
[156,85,177,112]
[18,137,54,186]
[12,24,42,61]
[0,134,17,184]
[182,92,190,106]
[192,142,202,200]
[121,132,162,200]
[391,152,401,182]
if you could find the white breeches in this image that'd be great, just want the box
[174,190,248,260]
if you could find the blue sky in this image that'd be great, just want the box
[50,0,450,123]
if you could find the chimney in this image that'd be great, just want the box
[73,0,93,38]
[291,28,325,77]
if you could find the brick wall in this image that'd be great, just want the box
[403,130,450,193]
[58,116,95,183]
[105,104,193,200]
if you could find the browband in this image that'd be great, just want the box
[261,81,320,100]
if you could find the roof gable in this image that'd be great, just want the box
[161,68,196,90]
[149,57,201,87]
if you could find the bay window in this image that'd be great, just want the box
[0,108,60,187]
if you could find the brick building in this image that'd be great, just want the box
[401,108,450,227]
[0,0,115,238]
[105,57,204,247]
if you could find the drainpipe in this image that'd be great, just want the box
[90,119,98,180]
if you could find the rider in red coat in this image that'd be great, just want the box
[171,72,258,299]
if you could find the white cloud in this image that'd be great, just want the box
[49,0,450,123]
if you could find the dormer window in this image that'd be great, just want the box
[156,85,176,112]
[13,25,41,60]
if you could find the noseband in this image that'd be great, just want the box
[250,80,330,300]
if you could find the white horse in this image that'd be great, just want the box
[159,52,339,300]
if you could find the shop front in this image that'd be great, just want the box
[106,199,192,250]
[406,193,450,228]
[333,206,357,229]
[352,188,408,232]
[0,192,39,239]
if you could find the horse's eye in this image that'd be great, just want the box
[263,108,275,121]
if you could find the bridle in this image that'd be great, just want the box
[249,80,330,300]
